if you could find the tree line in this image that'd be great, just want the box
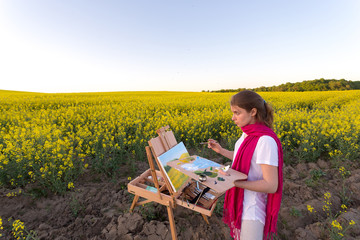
[206,79,360,92]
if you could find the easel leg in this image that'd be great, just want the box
[130,195,139,212]
[167,203,178,240]
[201,214,210,225]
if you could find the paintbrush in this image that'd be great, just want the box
[199,140,218,145]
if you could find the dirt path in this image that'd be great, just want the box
[1,159,360,239]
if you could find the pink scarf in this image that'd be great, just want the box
[222,123,283,240]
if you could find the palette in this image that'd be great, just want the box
[167,155,247,194]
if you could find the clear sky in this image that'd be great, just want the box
[1,0,359,93]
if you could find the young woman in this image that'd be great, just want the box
[208,90,283,240]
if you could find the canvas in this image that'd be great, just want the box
[157,142,191,192]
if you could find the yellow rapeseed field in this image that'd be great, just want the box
[0,90,359,193]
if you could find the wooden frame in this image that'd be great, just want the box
[127,126,247,240]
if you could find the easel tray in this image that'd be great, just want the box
[128,168,217,216]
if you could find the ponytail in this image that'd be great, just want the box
[262,101,274,129]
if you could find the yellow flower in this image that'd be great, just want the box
[322,205,330,213]
[128,176,132,181]
[2,90,360,197]
[12,219,25,239]
[332,220,343,231]
[349,220,356,225]
[324,192,331,199]
[339,166,351,178]
[67,182,74,189]
[0,216,3,230]
[307,205,315,213]
[28,171,34,178]
[341,204,347,213]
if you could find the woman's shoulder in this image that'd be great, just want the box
[259,135,276,143]
[255,136,279,165]
[257,135,278,150]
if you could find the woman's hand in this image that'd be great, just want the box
[207,139,222,153]
[207,139,234,160]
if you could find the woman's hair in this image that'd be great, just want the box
[230,90,274,129]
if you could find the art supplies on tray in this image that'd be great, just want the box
[159,141,247,208]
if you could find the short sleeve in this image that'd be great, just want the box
[232,134,245,163]
[254,136,279,166]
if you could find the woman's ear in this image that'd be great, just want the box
[250,108,257,117]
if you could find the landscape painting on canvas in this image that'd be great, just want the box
[157,142,191,192]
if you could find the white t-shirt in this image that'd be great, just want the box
[232,133,279,225]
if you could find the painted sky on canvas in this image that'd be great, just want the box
[1,0,359,93]
[158,142,189,167]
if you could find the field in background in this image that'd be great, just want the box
[0,90,359,194]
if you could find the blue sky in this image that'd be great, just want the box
[1,0,359,93]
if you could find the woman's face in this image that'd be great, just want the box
[231,105,256,128]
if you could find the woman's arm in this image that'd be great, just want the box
[207,139,234,160]
[233,164,278,193]
[219,148,234,160]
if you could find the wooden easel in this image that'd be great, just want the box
[127,126,218,240]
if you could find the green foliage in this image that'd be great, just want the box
[213,195,225,216]
[137,203,166,221]
[305,169,326,187]
[310,169,326,181]
[289,206,302,217]
[210,79,360,92]
[69,193,84,218]
[338,167,353,206]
